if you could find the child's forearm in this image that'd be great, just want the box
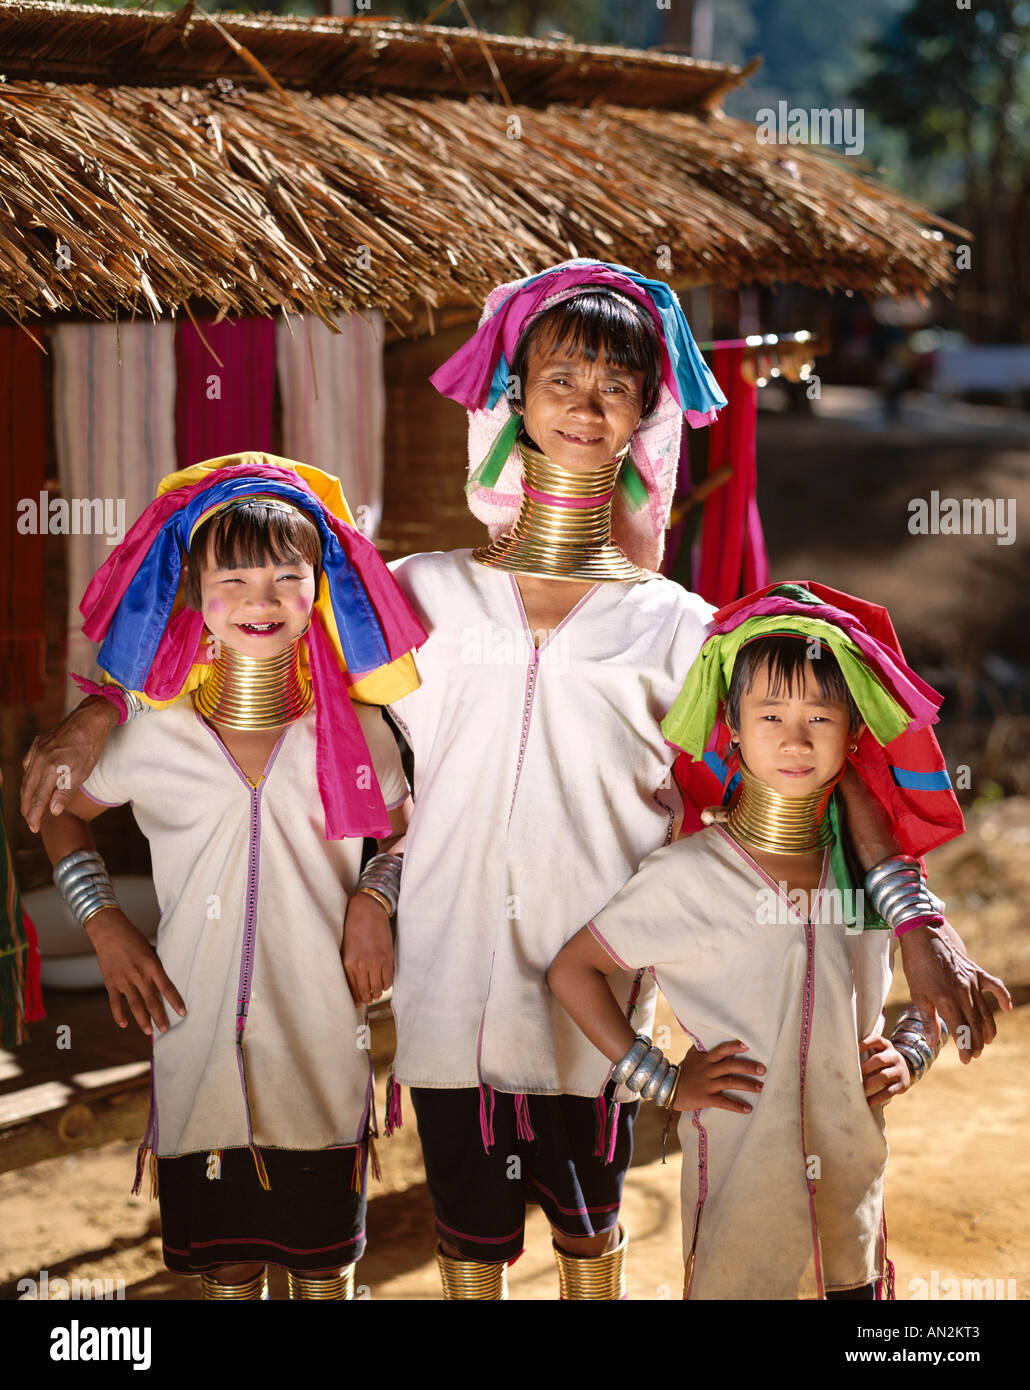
[40,806,96,866]
[547,955,638,1065]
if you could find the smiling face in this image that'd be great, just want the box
[729,656,862,797]
[518,328,645,474]
[200,543,316,658]
[199,543,316,658]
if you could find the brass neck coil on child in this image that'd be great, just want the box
[726,759,835,855]
[194,637,312,730]
[472,437,644,582]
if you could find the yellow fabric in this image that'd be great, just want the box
[349,651,420,704]
[157,454,356,528]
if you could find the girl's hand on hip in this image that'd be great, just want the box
[671,1040,765,1115]
[85,909,186,1037]
[860,1032,912,1107]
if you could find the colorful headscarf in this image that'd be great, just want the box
[429,259,727,571]
[76,454,427,840]
[665,583,964,922]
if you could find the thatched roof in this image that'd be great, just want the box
[0,3,964,334]
[0,2,747,109]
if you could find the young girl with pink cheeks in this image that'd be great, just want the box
[39,460,422,1300]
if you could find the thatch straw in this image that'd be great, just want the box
[0,5,964,328]
[0,2,746,109]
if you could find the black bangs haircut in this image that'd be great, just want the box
[508,290,663,421]
[725,635,863,734]
[184,501,322,609]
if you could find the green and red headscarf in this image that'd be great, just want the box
[666,581,964,864]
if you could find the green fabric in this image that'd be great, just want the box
[827,794,889,931]
[616,454,648,512]
[660,614,912,757]
[465,412,521,496]
[767,582,822,606]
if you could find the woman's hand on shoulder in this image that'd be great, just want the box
[670,1040,765,1115]
[21,696,119,833]
[342,891,394,1006]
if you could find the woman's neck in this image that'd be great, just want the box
[472,435,644,582]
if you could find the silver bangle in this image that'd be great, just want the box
[891,1005,948,1084]
[865,856,939,935]
[355,852,403,916]
[640,1056,673,1101]
[612,1036,651,1086]
[627,1045,666,1094]
[121,689,150,721]
[105,686,148,722]
[614,1034,678,1104]
[654,1064,679,1109]
[54,850,119,929]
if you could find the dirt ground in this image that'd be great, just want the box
[1,391,1028,1302]
[2,791,1027,1303]
[1,1002,1027,1302]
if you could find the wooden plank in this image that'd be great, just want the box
[0,1090,151,1174]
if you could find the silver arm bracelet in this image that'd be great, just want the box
[120,689,150,721]
[627,1045,665,1093]
[356,852,403,916]
[865,855,939,934]
[891,1004,949,1084]
[614,1033,678,1104]
[54,849,119,929]
[612,1035,651,1086]
[102,686,148,722]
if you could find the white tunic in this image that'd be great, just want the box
[386,549,713,1097]
[588,824,893,1299]
[81,699,409,1157]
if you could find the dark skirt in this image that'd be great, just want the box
[157,1145,367,1274]
[410,1087,637,1263]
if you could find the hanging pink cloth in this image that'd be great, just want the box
[174,320,276,467]
[694,347,769,607]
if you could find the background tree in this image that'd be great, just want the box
[853,0,1030,341]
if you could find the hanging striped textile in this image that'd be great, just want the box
[52,322,177,710]
[0,326,48,706]
[175,318,275,471]
[276,312,385,537]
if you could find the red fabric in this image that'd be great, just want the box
[174,320,275,469]
[0,327,47,705]
[695,346,769,607]
[673,581,965,859]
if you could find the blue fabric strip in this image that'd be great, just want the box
[703,751,728,783]
[890,766,953,791]
[487,352,512,411]
[702,751,740,805]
